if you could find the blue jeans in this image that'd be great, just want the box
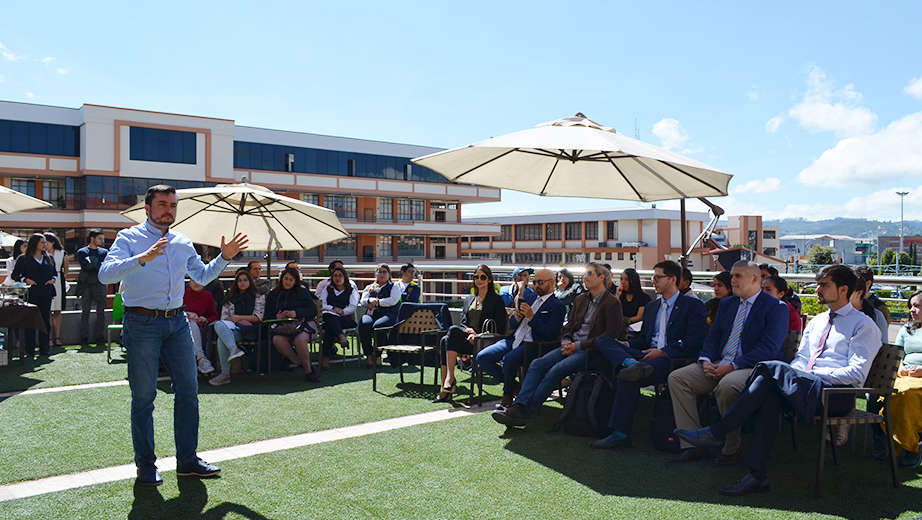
[213,320,246,376]
[124,311,199,468]
[514,347,593,416]
[476,339,538,394]
[358,313,396,357]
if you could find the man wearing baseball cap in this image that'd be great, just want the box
[500,267,536,308]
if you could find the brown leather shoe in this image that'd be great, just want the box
[668,447,710,463]
[713,448,743,467]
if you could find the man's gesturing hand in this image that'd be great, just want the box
[140,238,169,265]
[221,233,249,260]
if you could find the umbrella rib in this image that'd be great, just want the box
[258,198,348,250]
[604,153,645,201]
[661,162,727,195]
[539,160,559,196]
[630,156,689,199]
[452,149,519,182]
[170,194,244,227]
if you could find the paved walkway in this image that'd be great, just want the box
[0,392,490,502]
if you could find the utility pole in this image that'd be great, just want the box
[897,191,909,276]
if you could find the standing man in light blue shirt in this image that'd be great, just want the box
[99,185,248,487]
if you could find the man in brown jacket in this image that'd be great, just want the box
[493,262,623,427]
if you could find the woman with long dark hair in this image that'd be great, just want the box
[11,234,57,356]
[434,264,507,403]
[267,267,320,382]
[44,232,69,348]
[705,271,732,325]
[317,266,358,369]
[209,269,265,386]
[615,268,650,330]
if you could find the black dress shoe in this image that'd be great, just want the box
[491,403,528,427]
[589,434,632,450]
[667,446,710,463]
[674,427,725,450]
[618,362,654,382]
[718,474,770,496]
[713,448,743,467]
[136,465,163,486]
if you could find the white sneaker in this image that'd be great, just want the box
[227,347,246,361]
[197,357,215,374]
[208,373,230,386]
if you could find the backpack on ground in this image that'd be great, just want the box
[650,387,681,453]
[551,371,615,438]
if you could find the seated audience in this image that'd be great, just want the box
[500,267,536,307]
[705,271,732,325]
[616,267,651,331]
[315,259,360,295]
[667,261,787,466]
[358,264,402,368]
[492,262,622,426]
[267,267,320,383]
[476,269,566,408]
[209,269,265,386]
[760,276,802,332]
[434,264,508,402]
[554,267,583,319]
[317,267,358,369]
[399,263,421,303]
[679,267,701,300]
[184,278,218,374]
[849,271,888,344]
[248,260,272,296]
[855,264,892,326]
[675,265,882,495]
[590,261,707,449]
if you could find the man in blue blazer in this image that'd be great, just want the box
[477,269,566,408]
[667,260,788,466]
[590,260,707,449]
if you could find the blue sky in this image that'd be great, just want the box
[2,1,922,222]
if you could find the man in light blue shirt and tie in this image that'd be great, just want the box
[99,185,248,486]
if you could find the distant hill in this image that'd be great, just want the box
[760,218,922,239]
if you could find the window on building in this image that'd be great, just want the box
[324,195,357,219]
[377,235,393,260]
[435,211,446,222]
[594,253,601,260]
[763,247,777,257]
[546,252,562,264]
[497,225,512,241]
[378,197,393,220]
[497,253,513,263]
[748,230,758,250]
[607,221,619,240]
[11,179,35,197]
[515,224,542,241]
[397,236,424,257]
[763,230,776,240]
[326,236,356,258]
[397,199,425,221]
[471,236,490,242]
[516,252,543,264]
[566,222,582,240]
[618,252,624,260]
[546,223,561,240]
[605,252,612,260]
[302,193,320,205]
[0,119,79,157]
[565,252,586,264]
[129,127,196,164]
[431,202,447,209]
[434,246,446,259]
[586,222,599,240]
[43,179,66,209]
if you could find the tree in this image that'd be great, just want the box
[881,248,896,266]
[900,251,912,268]
[807,244,836,265]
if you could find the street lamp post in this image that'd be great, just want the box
[897,191,909,276]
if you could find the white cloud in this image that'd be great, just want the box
[905,77,922,99]
[841,186,922,221]
[731,177,782,195]
[24,92,34,99]
[55,67,68,74]
[765,115,784,133]
[42,57,54,64]
[747,86,759,101]
[787,66,877,138]
[0,74,5,83]
[796,111,922,188]
[652,118,689,152]
[0,41,25,62]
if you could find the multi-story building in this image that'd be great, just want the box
[0,100,500,264]
[778,234,861,264]
[462,207,712,271]
[712,215,779,258]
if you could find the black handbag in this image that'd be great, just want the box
[271,318,304,336]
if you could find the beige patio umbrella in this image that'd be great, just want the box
[120,183,349,272]
[0,185,53,214]
[413,113,734,264]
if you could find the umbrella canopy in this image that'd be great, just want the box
[412,113,732,202]
[120,183,349,251]
[0,185,53,214]
[0,231,21,247]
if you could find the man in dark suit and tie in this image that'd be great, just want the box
[675,264,881,495]
[477,269,566,408]
[589,260,707,449]
[667,260,788,465]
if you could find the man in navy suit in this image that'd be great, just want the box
[667,260,788,466]
[477,269,566,408]
[589,260,707,449]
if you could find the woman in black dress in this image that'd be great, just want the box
[615,267,651,333]
[434,264,507,403]
[11,234,57,356]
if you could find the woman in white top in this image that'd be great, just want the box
[44,232,69,348]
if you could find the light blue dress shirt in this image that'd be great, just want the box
[98,220,230,310]
[791,303,882,387]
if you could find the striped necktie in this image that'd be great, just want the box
[806,313,835,371]
[719,300,749,364]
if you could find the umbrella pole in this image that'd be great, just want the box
[266,254,271,286]
[679,199,688,269]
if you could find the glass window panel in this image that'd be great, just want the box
[183,132,196,164]
[10,121,28,152]
[46,125,64,155]
[248,143,261,168]
[0,120,10,151]
[28,123,46,154]
[261,144,274,171]
[66,126,78,156]
[316,149,329,174]
[170,133,184,163]
[234,142,248,169]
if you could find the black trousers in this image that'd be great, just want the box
[26,292,53,355]
[439,325,475,366]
